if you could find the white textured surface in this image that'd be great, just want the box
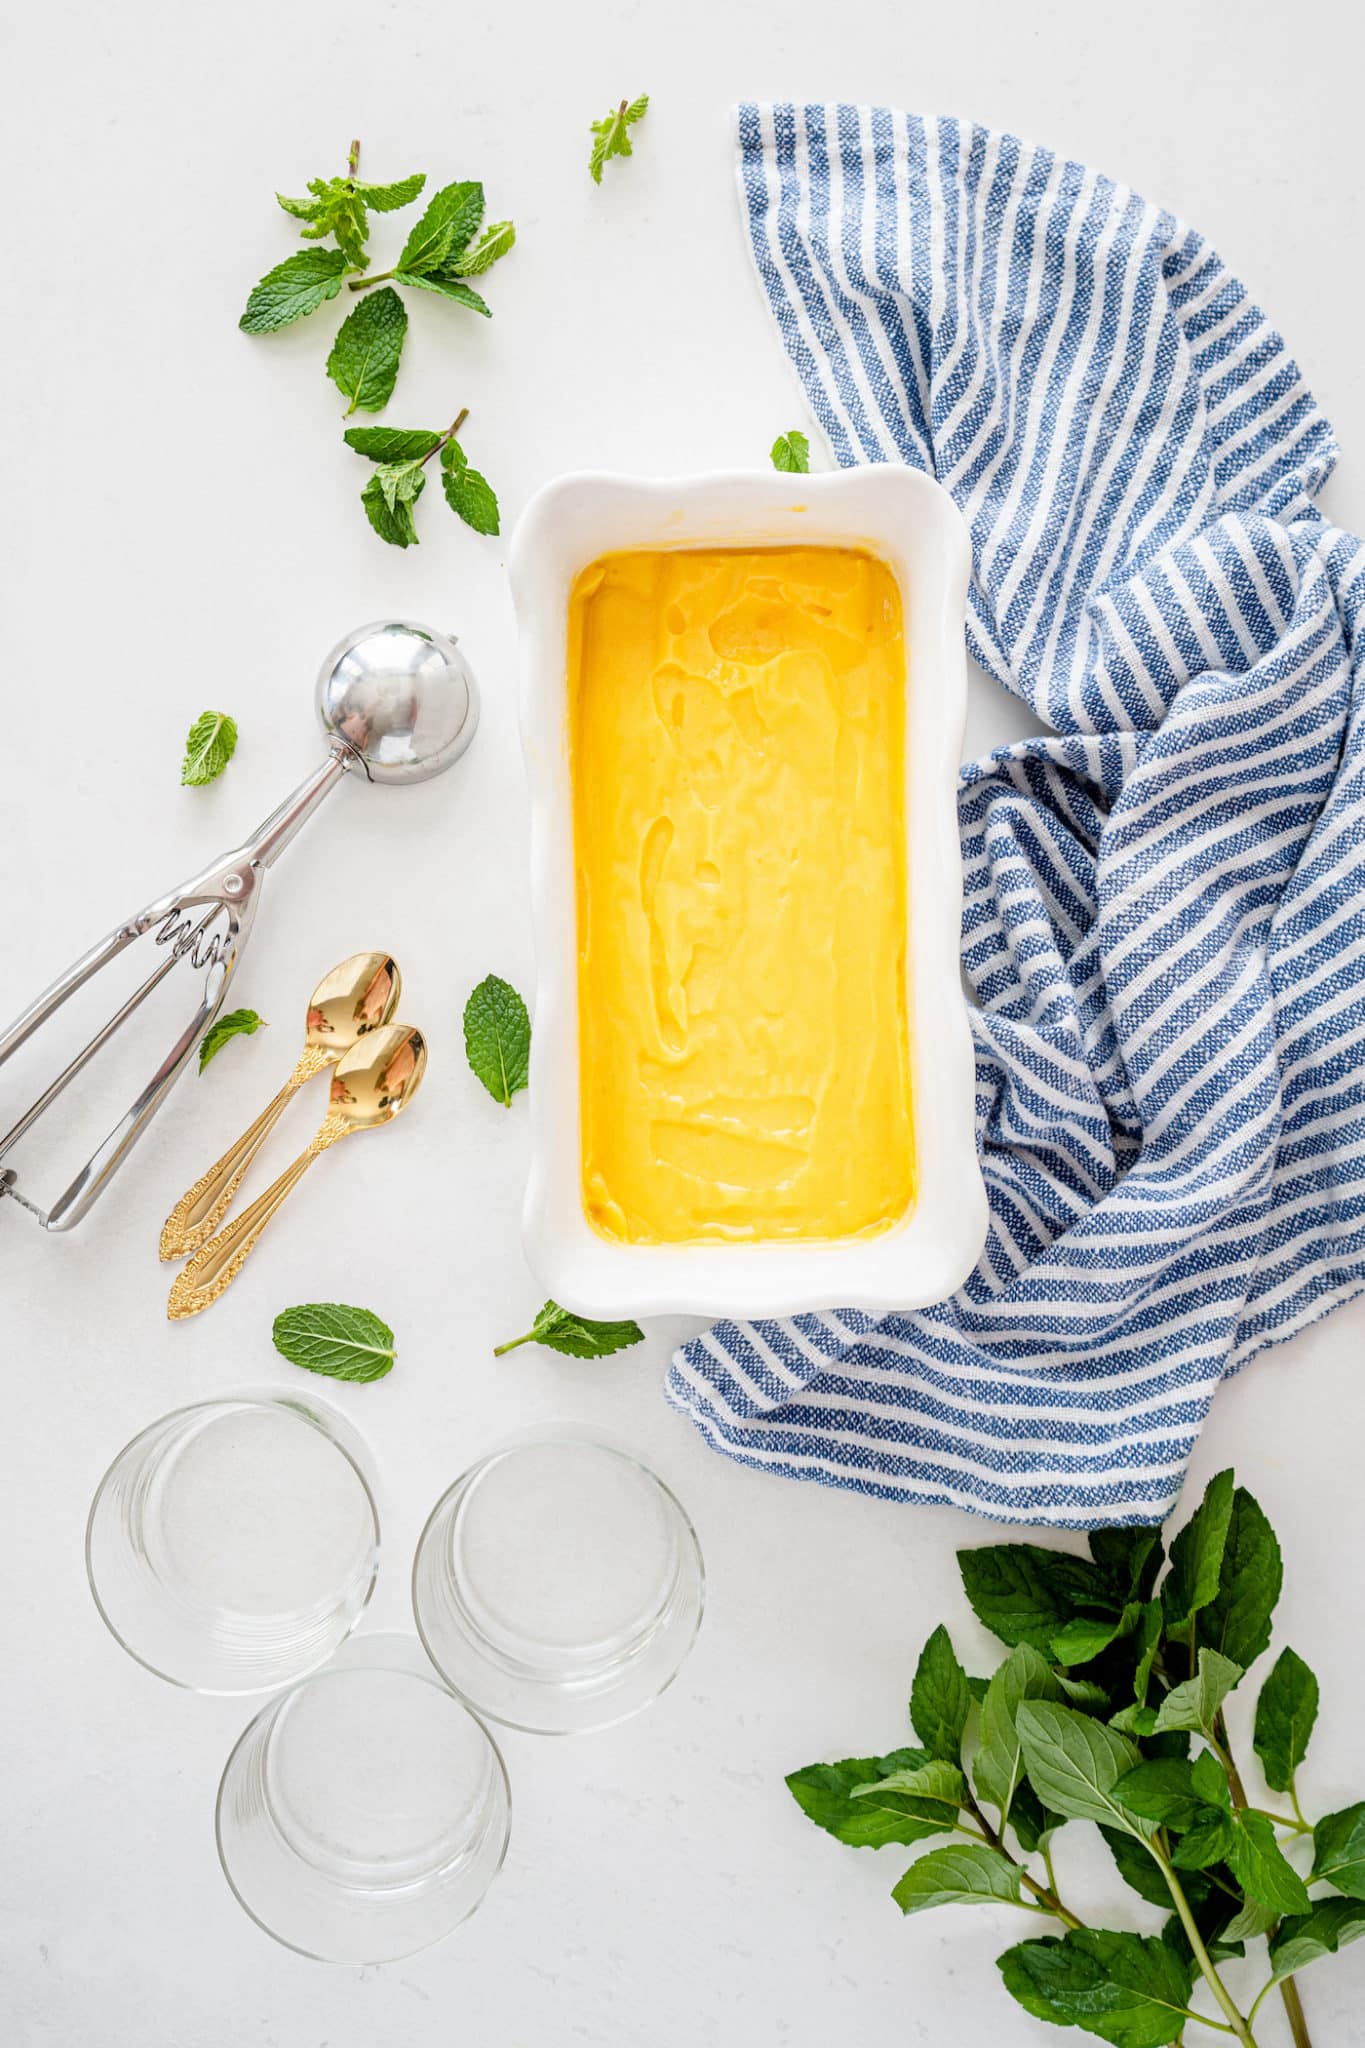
[4,2,1365,2043]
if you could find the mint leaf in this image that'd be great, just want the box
[326,287,407,415]
[1269,1897,1365,1983]
[998,1929,1194,2048]
[1052,1605,1140,1667]
[271,1302,396,1383]
[909,1625,972,1763]
[1311,1802,1365,1898]
[355,172,425,212]
[197,1007,264,1073]
[771,430,811,474]
[181,709,238,786]
[453,219,515,276]
[1190,1749,1232,1810]
[1089,1527,1164,1601]
[1220,1897,1279,1943]
[852,1760,966,1810]
[1158,1891,1246,1967]
[1057,1675,1112,1711]
[1101,1826,1178,1910]
[1151,1649,1242,1737]
[785,1748,947,1849]
[360,470,422,547]
[1197,1484,1282,1671]
[1170,1809,1237,1869]
[957,1543,1116,1653]
[1253,1646,1319,1793]
[892,1843,1021,1915]
[1111,1760,1207,1833]
[1015,1702,1149,1836]
[1225,1809,1311,1916]
[1132,1600,1163,1707]
[344,426,443,462]
[1161,1468,1234,1634]
[396,179,484,275]
[589,93,649,182]
[374,458,424,515]
[240,247,348,333]
[463,973,530,1104]
[493,1301,644,1360]
[973,1643,1065,1820]
[442,450,500,535]
[393,271,492,314]
[1008,1779,1063,1854]
[1111,1755,1226,1845]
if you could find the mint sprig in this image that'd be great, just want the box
[589,95,649,183]
[240,144,514,548]
[494,1302,644,1360]
[344,407,499,547]
[274,138,424,272]
[787,1469,1352,2045]
[197,1008,264,1072]
[345,177,514,309]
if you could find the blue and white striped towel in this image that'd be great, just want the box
[664,105,1365,1528]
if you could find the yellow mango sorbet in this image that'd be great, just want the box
[569,545,915,1244]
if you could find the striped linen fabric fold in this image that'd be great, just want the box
[664,104,1365,1528]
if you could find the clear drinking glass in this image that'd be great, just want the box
[216,1633,510,1962]
[86,1390,379,1693]
[412,1431,705,1735]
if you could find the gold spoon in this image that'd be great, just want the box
[159,952,401,1260]
[167,1022,426,1320]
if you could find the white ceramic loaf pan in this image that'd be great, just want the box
[509,467,987,1320]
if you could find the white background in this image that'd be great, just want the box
[4,1,1365,2042]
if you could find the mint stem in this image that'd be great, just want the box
[382,410,471,483]
[414,409,469,470]
[492,1329,534,1357]
[963,1790,1082,1931]
[1278,1979,1312,2048]
[1247,1805,1311,1834]
[1215,1712,1314,2048]
[1211,1711,1249,1808]
[1149,1842,1256,2044]
[348,137,360,178]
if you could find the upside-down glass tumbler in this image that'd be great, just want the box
[412,1432,704,1735]
[215,1633,511,1961]
[86,1391,379,1693]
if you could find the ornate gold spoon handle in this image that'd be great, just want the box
[159,1045,336,1260]
[167,1113,351,1320]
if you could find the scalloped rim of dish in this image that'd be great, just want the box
[509,467,987,1320]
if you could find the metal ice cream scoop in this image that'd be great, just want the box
[0,620,477,1231]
